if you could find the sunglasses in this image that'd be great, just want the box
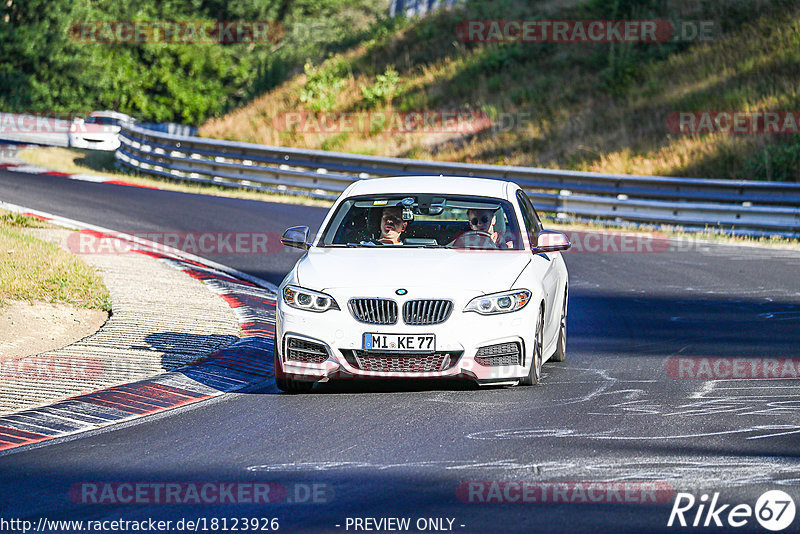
[382,216,402,224]
[470,216,490,226]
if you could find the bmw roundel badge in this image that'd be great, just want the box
[396,288,408,295]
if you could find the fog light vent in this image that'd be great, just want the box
[286,337,328,363]
[475,342,521,367]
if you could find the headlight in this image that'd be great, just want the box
[464,289,531,315]
[283,285,340,312]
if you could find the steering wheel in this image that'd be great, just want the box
[447,231,498,249]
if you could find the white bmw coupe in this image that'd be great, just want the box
[275,176,570,393]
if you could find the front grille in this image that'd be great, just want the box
[348,298,398,325]
[402,299,453,325]
[285,337,328,364]
[474,342,521,367]
[342,350,462,373]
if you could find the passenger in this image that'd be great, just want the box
[378,206,408,245]
[467,208,514,248]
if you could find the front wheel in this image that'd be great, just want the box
[274,350,315,394]
[520,306,544,385]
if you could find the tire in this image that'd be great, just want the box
[520,305,544,385]
[550,288,568,362]
[274,349,314,394]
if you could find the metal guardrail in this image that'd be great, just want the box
[136,122,198,137]
[116,122,800,236]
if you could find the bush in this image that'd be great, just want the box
[743,138,800,182]
[360,66,399,108]
[299,60,348,112]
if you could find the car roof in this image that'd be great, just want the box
[344,176,515,199]
[88,110,132,120]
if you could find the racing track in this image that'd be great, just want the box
[2,168,800,533]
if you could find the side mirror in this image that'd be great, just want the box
[533,230,571,253]
[281,226,311,250]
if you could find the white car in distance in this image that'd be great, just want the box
[275,176,570,393]
[69,110,133,151]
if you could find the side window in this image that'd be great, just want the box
[516,190,542,249]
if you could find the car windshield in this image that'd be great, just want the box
[319,194,523,250]
[86,116,120,126]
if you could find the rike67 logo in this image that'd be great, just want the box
[668,490,796,531]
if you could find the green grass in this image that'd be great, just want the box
[0,211,53,229]
[0,210,112,310]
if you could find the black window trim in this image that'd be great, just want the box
[516,190,542,251]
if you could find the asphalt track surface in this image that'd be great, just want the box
[2,168,800,533]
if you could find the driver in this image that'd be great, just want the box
[378,206,408,245]
[467,208,513,248]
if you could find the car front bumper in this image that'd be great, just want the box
[69,134,120,151]
[276,292,538,385]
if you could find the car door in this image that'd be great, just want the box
[516,191,561,347]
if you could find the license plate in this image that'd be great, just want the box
[363,333,436,353]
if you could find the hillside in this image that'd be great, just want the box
[200,0,800,181]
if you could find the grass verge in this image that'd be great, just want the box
[0,210,112,311]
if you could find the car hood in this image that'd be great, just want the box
[295,247,531,294]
